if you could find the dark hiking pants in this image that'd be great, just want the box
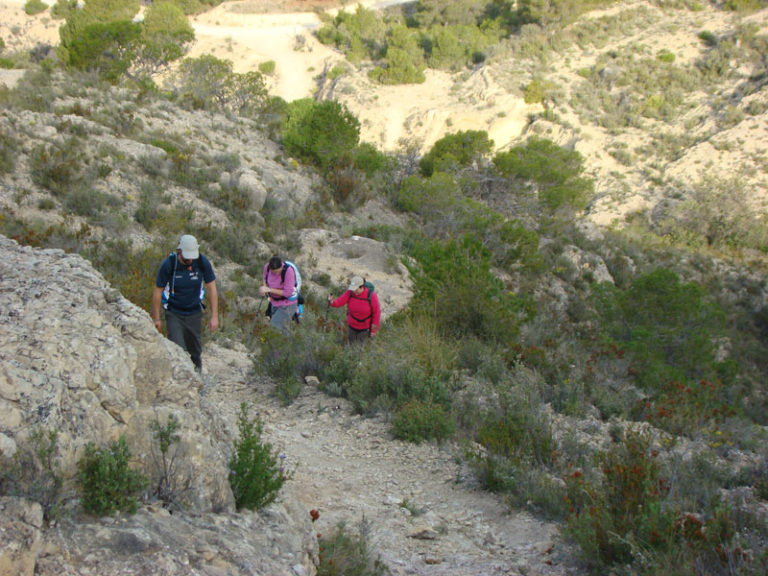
[165,309,203,371]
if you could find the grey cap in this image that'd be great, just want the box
[347,276,364,291]
[177,235,199,260]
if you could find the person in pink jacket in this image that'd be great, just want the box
[328,276,381,344]
[259,256,297,336]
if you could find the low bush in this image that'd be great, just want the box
[150,414,191,510]
[78,435,148,516]
[229,403,289,511]
[24,0,48,15]
[0,128,18,174]
[0,427,62,523]
[281,98,361,172]
[418,130,493,177]
[258,60,275,74]
[391,399,455,444]
[317,517,387,576]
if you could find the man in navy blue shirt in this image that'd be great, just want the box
[152,234,219,372]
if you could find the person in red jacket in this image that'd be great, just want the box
[328,276,381,344]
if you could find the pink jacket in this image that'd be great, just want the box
[263,263,297,308]
[330,286,381,334]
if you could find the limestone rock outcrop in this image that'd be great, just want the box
[0,235,316,575]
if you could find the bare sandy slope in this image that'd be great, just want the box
[186,0,540,154]
[2,0,766,224]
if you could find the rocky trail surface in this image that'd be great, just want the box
[203,344,582,576]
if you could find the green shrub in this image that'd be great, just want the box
[315,4,386,63]
[392,399,455,443]
[173,55,267,117]
[0,128,18,174]
[131,2,195,80]
[0,427,62,523]
[228,403,289,511]
[260,324,342,393]
[493,136,593,214]
[523,77,554,104]
[67,20,142,83]
[24,0,48,15]
[418,130,493,177]
[258,60,276,74]
[594,268,729,396]
[326,64,347,80]
[565,428,676,569]
[657,49,675,63]
[29,139,86,195]
[149,414,191,510]
[475,405,556,468]
[317,518,387,576]
[405,234,531,345]
[565,428,768,574]
[281,98,360,171]
[78,435,148,516]
[698,30,718,47]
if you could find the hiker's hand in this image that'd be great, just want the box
[327,295,332,303]
[153,318,162,333]
[208,315,219,333]
[259,285,269,297]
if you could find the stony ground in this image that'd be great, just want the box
[203,343,584,576]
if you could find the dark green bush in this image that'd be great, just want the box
[418,130,493,177]
[315,4,386,63]
[0,128,18,174]
[24,0,48,15]
[228,403,288,511]
[78,435,148,516]
[67,20,142,83]
[594,268,729,394]
[698,30,718,47]
[406,234,531,345]
[493,136,593,214]
[281,99,360,171]
[476,405,556,468]
[392,399,455,443]
[131,2,195,80]
[523,77,554,104]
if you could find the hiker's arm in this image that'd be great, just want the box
[151,286,164,332]
[328,291,350,308]
[206,280,219,332]
[370,292,382,336]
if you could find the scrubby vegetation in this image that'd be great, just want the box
[1,0,767,574]
[229,403,290,511]
[77,436,148,516]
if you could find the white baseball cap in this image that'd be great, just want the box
[347,276,364,291]
[177,235,199,260]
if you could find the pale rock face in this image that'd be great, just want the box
[237,169,269,211]
[0,497,43,576]
[0,236,231,510]
[0,235,317,575]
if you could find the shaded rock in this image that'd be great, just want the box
[0,497,43,576]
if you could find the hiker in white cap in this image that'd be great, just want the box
[328,275,380,344]
[152,234,219,372]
